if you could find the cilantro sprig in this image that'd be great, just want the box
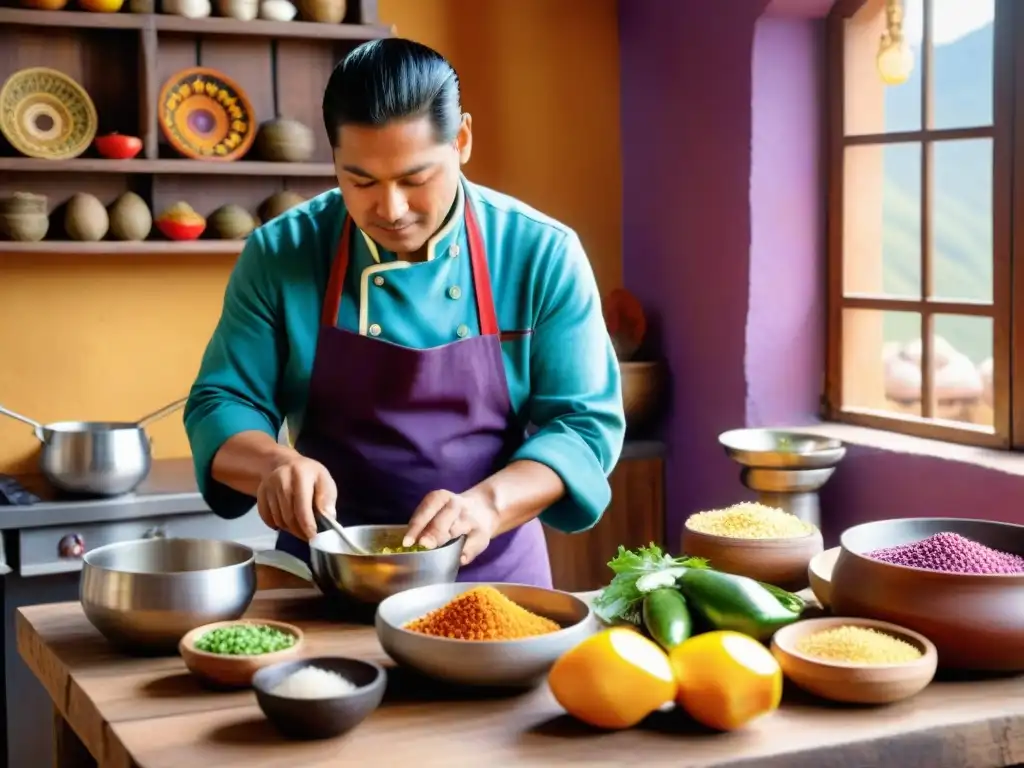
[591,543,709,625]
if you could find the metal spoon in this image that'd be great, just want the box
[314,509,370,555]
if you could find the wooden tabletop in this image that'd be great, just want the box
[17,588,1024,768]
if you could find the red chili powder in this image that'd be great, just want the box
[866,532,1024,575]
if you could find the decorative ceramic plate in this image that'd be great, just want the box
[0,68,98,160]
[158,67,256,162]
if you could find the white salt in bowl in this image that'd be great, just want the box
[252,656,386,740]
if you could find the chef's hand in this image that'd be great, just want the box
[256,454,337,542]
[404,489,500,565]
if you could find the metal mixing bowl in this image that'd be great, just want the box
[375,582,597,687]
[718,428,846,469]
[831,517,1024,670]
[80,537,256,654]
[309,524,465,604]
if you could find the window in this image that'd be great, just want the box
[824,0,1015,448]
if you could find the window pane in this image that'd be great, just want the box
[930,0,994,129]
[844,0,923,135]
[930,139,992,302]
[843,144,920,298]
[842,308,921,416]
[932,315,993,428]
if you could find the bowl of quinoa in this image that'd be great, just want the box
[680,502,824,590]
[831,517,1024,671]
[771,617,937,704]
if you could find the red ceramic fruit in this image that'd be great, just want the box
[94,133,143,160]
[156,218,206,241]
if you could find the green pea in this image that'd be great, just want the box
[193,624,297,656]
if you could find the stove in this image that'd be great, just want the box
[0,458,275,768]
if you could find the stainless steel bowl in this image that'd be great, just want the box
[309,524,465,604]
[719,428,846,469]
[80,537,256,654]
[375,582,598,687]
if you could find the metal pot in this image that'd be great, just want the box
[0,396,188,496]
[81,537,257,654]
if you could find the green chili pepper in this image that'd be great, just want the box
[642,588,692,651]
[678,568,802,641]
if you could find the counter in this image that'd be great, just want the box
[18,587,1024,768]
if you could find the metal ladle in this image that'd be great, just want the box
[315,509,371,555]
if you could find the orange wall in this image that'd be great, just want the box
[0,0,622,474]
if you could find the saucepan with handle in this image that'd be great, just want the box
[0,396,188,496]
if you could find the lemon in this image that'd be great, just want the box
[670,630,782,731]
[548,627,677,729]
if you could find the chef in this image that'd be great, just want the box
[183,37,625,588]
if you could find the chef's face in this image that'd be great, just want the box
[334,114,472,255]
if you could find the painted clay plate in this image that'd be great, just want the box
[158,67,255,162]
[0,67,98,160]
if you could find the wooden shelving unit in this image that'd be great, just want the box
[0,2,388,255]
[0,157,336,176]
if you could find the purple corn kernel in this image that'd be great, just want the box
[866,532,1024,575]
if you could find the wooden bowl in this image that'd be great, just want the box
[831,518,1024,671]
[680,525,823,590]
[179,619,304,688]
[808,546,839,608]
[771,617,937,704]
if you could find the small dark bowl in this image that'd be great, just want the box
[251,656,386,740]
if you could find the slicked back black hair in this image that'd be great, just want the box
[323,38,462,147]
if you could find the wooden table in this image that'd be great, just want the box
[17,588,1024,768]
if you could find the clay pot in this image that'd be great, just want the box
[108,192,152,242]
[65,193,109,242]
[0,213,49,242]
[620,360,666,432]
[831,517,1024,671]
[259,0,295,19]
[0,192,48,216]
[209,204,256,240]
[296,0,344,23]
[680,525,823,591]
[259,191,305,223]
[255,118,315,163]
[216,0,257,20]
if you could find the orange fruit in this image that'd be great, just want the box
[548,627,677,729]
[669,631,782,731]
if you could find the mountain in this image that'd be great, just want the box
[876,23,994,364]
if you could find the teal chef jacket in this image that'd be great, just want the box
[184,177,626,533]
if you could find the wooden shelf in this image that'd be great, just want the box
[0,240,244,255]
[0,7,142,29]
[0,8,390,41]
[0,157,336,177]
[154,14,390,40]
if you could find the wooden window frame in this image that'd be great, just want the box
[823,0,1018,450]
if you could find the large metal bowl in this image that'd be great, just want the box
[80,537,256,654]
[375,582,597,687]
[831,518,1024,671]
[718,428,846,469]
[309,524,465,604]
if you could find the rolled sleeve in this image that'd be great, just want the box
[184,229,284,519]
[511,231,625,533]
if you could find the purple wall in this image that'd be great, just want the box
[747,17,825,429]
[619,0,823,546]
[619,0,1024,550]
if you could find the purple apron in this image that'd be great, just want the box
[275,197,553,588]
